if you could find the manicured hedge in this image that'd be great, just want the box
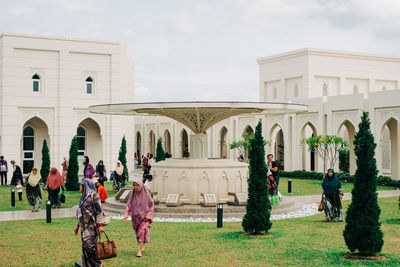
[279,170,400,188]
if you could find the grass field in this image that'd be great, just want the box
[0,181,117,212]
[0,197,398,266]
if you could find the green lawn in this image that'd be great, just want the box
[1,178,396,211]
[0,181,117,212]
[278,177,397,197]
[0,197,398,266]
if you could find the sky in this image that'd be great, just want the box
[1,0,400,102]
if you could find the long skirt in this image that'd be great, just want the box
[62,170,67,183]
[26,184,42,211]
[133,218,151,243]
[113,173,126,191]
[323,194,343,222]
[81,214,102,267]
[48,187,61,208]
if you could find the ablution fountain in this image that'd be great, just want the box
[89,101,307,216]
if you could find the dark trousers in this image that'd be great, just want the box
[0,172,7,185]
[48,188,61,207]
[18,192,22,201]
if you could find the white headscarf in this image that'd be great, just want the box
[116,160,124,176]
[28,167,41,187]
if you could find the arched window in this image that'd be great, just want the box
[76,127,86,156]
[322,83,328,96]
[86,77,94,94]
[294,84,299,97]
[23,126,35,173]
[353,84,359,94]
[273,87,277,99]
[32,74,40,92]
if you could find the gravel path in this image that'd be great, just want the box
[111,203,321,223]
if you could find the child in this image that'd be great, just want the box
[16,180,23,201]
[144,174,152,192]
[95,180,107,208]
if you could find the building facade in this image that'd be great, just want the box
[136,48,400,180]
[0,33,135,178]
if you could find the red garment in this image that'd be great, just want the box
[98,185,107,202]
[47,167,64,190]
[142,157,148,166]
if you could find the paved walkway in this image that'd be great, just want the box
[0,190,398,222]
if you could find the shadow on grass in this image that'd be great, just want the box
[383,218,400,225]
[283,249,399,266]
[214,231,285,240]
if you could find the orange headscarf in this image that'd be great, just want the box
[47,167,64,190]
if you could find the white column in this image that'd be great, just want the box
[190,134,208,159]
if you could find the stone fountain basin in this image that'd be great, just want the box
[151,158,249,204]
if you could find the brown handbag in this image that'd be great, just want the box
[95,230,117,260]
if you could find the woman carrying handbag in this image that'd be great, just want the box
[74,178,104,267]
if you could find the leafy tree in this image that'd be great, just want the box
[65,137,80,191]
[231,131,270,162]
[339,148,350,174]
[242,121,272,234]
[156,137,166,162]
[118,136,129,179]
[343,112,383,255]
[304,135,348,175]
[40,139,50,184]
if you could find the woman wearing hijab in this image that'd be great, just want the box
[46,167,64,208]
[83,156,96,179]
[74,178,104,267]
[10,160,23,186]
[96,160,106,186]
[113,161,126,191]
[25,167,45,212]
[61,157,68,183]
[321,168,344,222]
[123,179,154,257]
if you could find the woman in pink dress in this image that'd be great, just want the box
[123,179,154,257]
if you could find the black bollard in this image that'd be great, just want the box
[46,200,51,223]
[217,203,223,228]
[288,178,292,194]
[11,188,15,208]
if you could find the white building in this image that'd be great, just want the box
[0,33,135,177]
[136,48,400,180]
[1,34,398,182]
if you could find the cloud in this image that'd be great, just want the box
[8,7,35,16]
[166,9,195,32]
[53,0,102,12]
[135,86,151,100]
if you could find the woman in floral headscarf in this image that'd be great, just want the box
[123,179,154,257]
[46,167,64,208]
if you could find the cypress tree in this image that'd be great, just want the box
[242,121,272,234]
[118,136,129,179]
[40,139,50,184]
[65,137,80,191]
[343,112,383,255]
[156,137,166,162]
